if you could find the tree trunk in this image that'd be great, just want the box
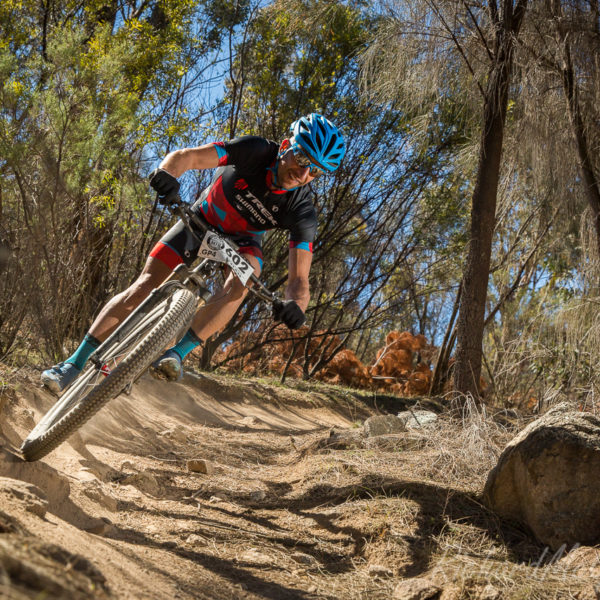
[559,29,600,263]
[453,1,527,399]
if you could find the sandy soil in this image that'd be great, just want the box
[0,368,380,599]
[0,367,598,600]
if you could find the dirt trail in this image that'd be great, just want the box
[0,368,596,599]
[0,369,379,599]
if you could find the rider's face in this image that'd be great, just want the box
[277,149,316,189]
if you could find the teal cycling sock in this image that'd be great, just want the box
[65,333,100,371]
[170,329,203,361]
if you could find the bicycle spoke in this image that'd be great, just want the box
[22,286,197,461]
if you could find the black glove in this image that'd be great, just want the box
[273,299,306,329]
[149,168,180,203]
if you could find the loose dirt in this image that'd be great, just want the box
[0,367,597,599]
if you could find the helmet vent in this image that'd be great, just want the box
[290,113,345,172]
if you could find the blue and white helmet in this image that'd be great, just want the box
[290,113,345,173]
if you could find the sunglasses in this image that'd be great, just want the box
[290,147,325,178]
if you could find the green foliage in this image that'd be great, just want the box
[0,0,237,359]
[3,0,597,411]
[225,0,375,136]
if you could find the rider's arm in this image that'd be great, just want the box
[159,137,273,177]
[158,143,221,177]
[286,247,312,312]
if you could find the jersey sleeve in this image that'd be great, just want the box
[288,199,317,253]
[212,142,228,166]
[216,136,276,171]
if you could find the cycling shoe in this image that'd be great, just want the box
[150,349,183,382]
[41,362,81,395]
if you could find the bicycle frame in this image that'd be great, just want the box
[88,196,278,370]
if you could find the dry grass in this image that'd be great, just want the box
[419,397,517,491]
[146,387,594,599]
[2,368,598,599]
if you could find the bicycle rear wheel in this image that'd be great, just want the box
[21,287,197,461]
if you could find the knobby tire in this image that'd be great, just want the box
[21,288,197,461]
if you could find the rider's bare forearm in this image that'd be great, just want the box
[286,277,310,313]
[159,144,219,177]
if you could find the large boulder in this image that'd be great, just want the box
[483,404,600,549]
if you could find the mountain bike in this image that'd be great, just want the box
[20,197,278,461]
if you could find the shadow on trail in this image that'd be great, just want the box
[0,446,117,533]
[180,474,538,579]
[281,476,537,577]
[103,523,318,600]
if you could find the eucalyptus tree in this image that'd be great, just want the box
[497,0,600,405]
[513,1,600,274]
[361,0,528,400]
[0,0,238,359]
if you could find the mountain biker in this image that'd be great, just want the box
[41,113,345,393]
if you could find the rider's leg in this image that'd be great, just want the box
[152,253,262,380]
[41,255,173,393]
[191,253,262,340]
[88,256,172,342]
[64,254,172,361]
[42,219,199,393]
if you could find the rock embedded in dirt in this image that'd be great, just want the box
[120,471,160,496]
[84,517,113,536]
[363,415,406,437]
[0,477,48,518]
[483,403,600,549]
[291,552,318,566]
[81,481,118,512]
[367,563,393,577]
[392,577,441,600]
[159,425,188,443]
[397,409,438,429]
[187,459,215,474]
[240,547,271,566]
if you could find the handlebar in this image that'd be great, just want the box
[163,193,279,307]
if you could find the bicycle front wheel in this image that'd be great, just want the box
[21,287,197,461]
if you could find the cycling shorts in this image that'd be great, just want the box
[149,218,263,271]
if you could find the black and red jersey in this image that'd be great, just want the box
[191,136,317,253]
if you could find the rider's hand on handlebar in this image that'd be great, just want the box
[273,299,306,329]
[149,168,180,204]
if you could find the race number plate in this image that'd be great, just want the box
[198,232,253,285]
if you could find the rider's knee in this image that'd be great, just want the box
[121,274,156,307]
[226,278,249,302]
